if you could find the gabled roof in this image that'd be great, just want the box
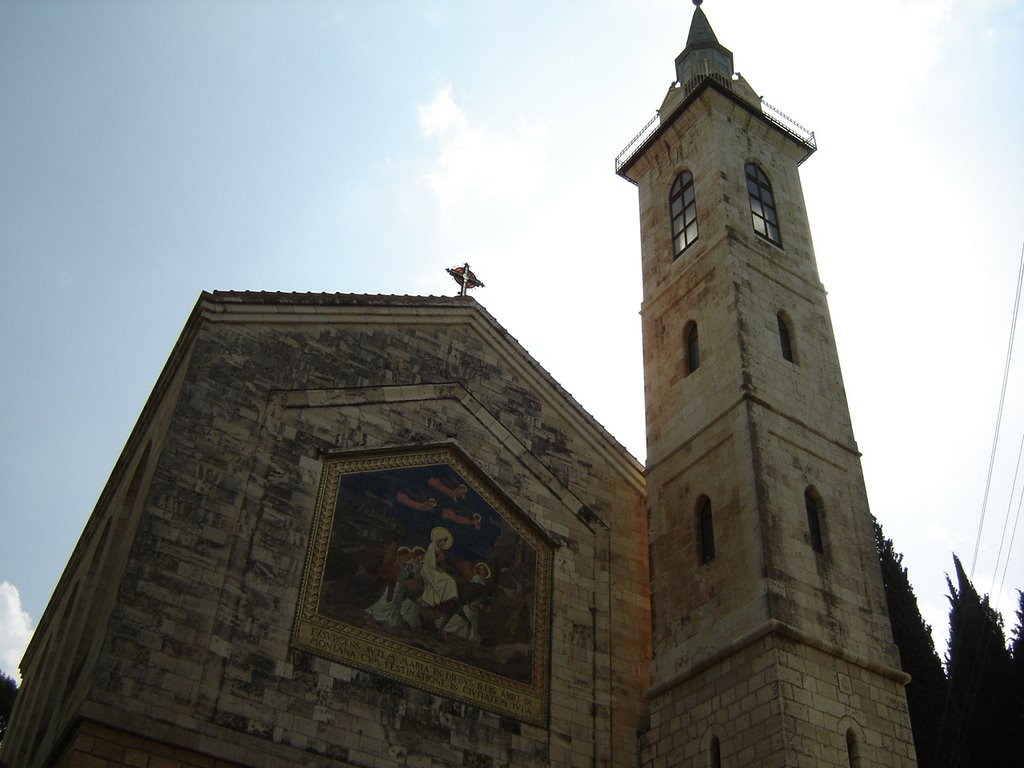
[185,291,644,485]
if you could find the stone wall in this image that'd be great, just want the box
[2,294,649,768]
[55,720,246,768]
[641,632,915,768]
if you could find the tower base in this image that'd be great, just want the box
[640,625,917,767]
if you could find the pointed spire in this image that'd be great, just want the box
[675,1,734,86]
[686,3,720,49]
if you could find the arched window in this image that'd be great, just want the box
[701,728,724,768]
[684,321,700,375]
[698,496,715,564]
[745,162,781,246]
[846,728,861,767]
[777,312,795,363]
[805,487,824,554]
[709,735,722,768]
[670,171,699,257]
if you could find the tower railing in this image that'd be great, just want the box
[615,111,661,173]
[759,98,816,158]
[615,85,816,173]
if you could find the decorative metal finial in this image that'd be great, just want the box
[446,263,484,297]
[693,0,703,6]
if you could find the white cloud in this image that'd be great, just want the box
[417,84,466,138]
[927,522,951,543]
[0,581,34,684]
[410,82,646,456]
[417,84,550,226]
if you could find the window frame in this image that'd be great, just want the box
[669,171,699,258]
[745,162,782,246]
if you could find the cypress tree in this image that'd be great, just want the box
[873,521,949,767]
[943,555,1015,766]
[1010,591,1024,732]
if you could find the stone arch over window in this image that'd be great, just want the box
[697,495,715,564]
[745,162,781,245]
[777,310,796,363]
[805,486,825,554]
[839,716,865,767]
[670,170,699,257]
[700,725,725,768]
[684,320,700,375]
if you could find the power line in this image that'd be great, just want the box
[969,238,1024,580]
[989,426,1024,610]
[934,239,1024,766]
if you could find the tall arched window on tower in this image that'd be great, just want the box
[670,171,699,257]
[777,311,795,363]
[697,496,715,564]
[745,162,781,246]
[684,321,700,375]
[805,487,825,554]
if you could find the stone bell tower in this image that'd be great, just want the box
[616,3,918,765]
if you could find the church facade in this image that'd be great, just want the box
[2,6,917,768]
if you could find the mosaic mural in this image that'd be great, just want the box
[293,446,553,723]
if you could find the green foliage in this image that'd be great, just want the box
[1012,590,1024,663]
[1010,591,1024,745]
[873,521,950,768]
[942,555,1016,766]
[874,525,1024,767]
[0,671,17,743]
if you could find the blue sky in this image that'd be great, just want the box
[2,0,1023,681]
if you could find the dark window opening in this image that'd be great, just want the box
[685,321,700,375]
[846,729,860,767]
[805,488,824,554]
[670,171,699,257]
[778,312,794,363]
[745,162,782,246]
[698,496,715,564]
[710,735,722,768]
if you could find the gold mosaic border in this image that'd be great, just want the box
[293,446,552,724]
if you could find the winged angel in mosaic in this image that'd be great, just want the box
[318,462,537,682]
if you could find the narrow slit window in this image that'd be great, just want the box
[698,496,715,564]
[745,162,782,246]
[846,729,860,767]
[710,736,722,768]
[805,488,824,554]
[669,171,699,258]
[685,321,700,375]
[777,312,795,363]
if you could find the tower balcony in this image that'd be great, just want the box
[615,75,817,177]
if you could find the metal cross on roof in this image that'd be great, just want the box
[446,263,485,297]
